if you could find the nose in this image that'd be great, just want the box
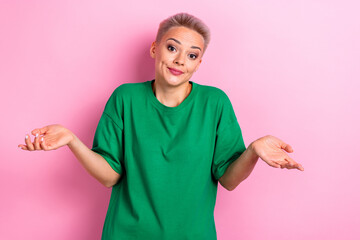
[174,52,185,66]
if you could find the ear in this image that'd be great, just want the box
[150,41,156,59]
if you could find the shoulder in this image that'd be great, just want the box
[195,82,231,103]
[103,81,146,113]
[112,81,144,96]
[106,81,147,103]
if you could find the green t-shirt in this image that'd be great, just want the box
[91,79,246,240]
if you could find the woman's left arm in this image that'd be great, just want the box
[219,135,304,191]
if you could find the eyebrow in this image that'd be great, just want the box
[166,38,202,51]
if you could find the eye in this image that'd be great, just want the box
[167,45,176,52]
[189,54,198,60]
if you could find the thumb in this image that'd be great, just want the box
[281,142,293,153]
[31,126,49,136]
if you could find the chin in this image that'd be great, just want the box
[167,76,189,86]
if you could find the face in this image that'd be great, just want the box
[150,26,204,88]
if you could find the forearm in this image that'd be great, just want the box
[219,141,259,191]
[67,133,119,188]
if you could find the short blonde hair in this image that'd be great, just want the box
[155,12,211,55]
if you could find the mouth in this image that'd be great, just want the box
[168,67,184,75]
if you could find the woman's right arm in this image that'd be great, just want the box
[67,133,121,188]
[18,124,121,188]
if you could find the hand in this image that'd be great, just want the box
[18,124,75,151]
[251,135,304,171]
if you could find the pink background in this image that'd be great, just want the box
[1,1,359,239]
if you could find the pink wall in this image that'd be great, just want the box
[1,1,359,239]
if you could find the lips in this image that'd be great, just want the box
[168,67,183,75]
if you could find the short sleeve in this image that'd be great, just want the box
[91,90,124,175]
[211,92,246,181]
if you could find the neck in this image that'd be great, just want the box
[152,80,192,107]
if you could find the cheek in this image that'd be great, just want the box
[189,63,198,71]
[160,52,172,62]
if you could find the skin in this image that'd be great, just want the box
[252,135,303,170]
[149,26,203,107]
[18,26,205,151]
[18,25,304,190]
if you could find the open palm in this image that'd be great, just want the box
[18,124,74,151]
[252,135,304,171]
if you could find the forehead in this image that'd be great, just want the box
[162,26,204,48]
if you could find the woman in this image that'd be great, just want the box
[18,12,304,240]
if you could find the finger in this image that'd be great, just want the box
[269,161,281,169]
[25,134,35,151]
[31,126,49,136]
[34,133,41,150]
[284,157,304,171]
[281,164,288,169]
[273,158,293,169]
[283,163,295,170]
[281,163,293,169]
[274,159,288,168]
[280,158,294,169]
[297,163,305,171]
[40,137,51,151]
[281,142,293,153]
[18,144,29,151]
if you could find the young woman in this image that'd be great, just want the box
[18,12,304,240]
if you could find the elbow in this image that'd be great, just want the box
[103,171,122,188]
[220,183,235,191]
[104,175,121,188]
[225,184,236,191]
[104,179,116,188]
[226,179,246,191]
[102,180,112,188]
[219,176,240,191]
[219,177,236,191]
[227,177,249,191]
[102,177,115,188]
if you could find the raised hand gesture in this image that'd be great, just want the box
[18,124,74,151]
[252,135,304,171]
